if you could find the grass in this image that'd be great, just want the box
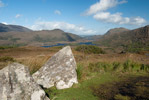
[76,64,83,80]
[0,56,15,62]
[114,94,131,100]
[44,73,119,100]
[87,60,149,74]
[91,75,149,100]
[0,56,15,70]
[18,56,50,74]
[44,72,149,100]
[44,59,149,100]
[0,46,148,100]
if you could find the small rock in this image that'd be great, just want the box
[0,63,50,100]
[33,46,78,89]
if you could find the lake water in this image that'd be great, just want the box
[41,42,96,48]
[78,42,96,45]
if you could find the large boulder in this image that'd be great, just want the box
[33,46,78,89]
[0,63,50,100]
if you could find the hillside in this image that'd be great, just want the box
[0,23,32,32]
[0,24,82,45]
[104,27,130,35]
[97,25,149,52]
[0,28,82,45]
[82,28,129,41]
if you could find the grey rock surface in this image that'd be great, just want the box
[0,63,50,100]
[33,46,78,89]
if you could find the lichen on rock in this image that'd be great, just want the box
[0,63,50,100]
[33,46,78,89]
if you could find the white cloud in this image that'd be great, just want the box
[93,12,146,25]
[84,0,146,25]
[54,10,61,15]
[85,0,126,15]
[15,14,22,18]
[131,17,146,25]
[1,22,8,25]
[31,21,96,35]
[0,0,4,7]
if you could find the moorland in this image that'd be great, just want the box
[0,23,149,100]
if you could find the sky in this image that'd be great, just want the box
[0,0,149,35]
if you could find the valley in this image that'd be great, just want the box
[0,0,149,99]
[0,14,149,100]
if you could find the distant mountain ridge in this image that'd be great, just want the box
[82,35,102,40]
[96,25,149,52]
[0,23,32,32]
[104,27,130,35]
[0,23,82,45]
[99,27,130,45]
[83,27,129,41]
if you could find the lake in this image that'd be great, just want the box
[41,42,96,48]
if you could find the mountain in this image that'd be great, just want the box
[82,28,129,41]
[97,25,149,52]
[104,27,130,35]
[0,28,82,45]
[98,27,130,45]
[32,29,82,42]
[81,35,102,40]
[0,23,32,32]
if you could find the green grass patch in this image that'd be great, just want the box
[76,64,83,80]
[44,73,120,100]
[87,60,149,74]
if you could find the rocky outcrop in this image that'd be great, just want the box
[0,63,49,100]
[33,46,78,89]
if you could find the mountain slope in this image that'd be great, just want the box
[104,27,130,36]
[33,29,82,42]
[0,28,82,45]
[82,28,129,41]
[0,23,32,32]
[97,25,149,52]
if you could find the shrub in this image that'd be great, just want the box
[75,45,105,54]
[0,44,26,50]
[123,42,149,53]
[0,46,15,50]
